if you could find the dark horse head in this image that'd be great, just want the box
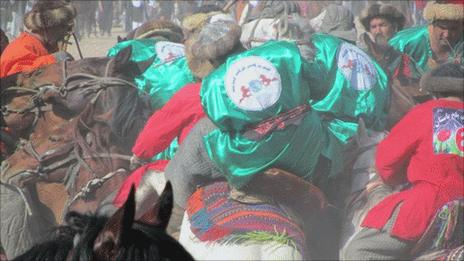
[13,182,195,261]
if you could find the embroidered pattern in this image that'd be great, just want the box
[433,108,464,156]
[187,182,305,254]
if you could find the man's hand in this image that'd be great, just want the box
[129,155,146,171]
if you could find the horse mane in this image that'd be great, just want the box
[12,222,80,261]
[110,87,151,149]
[14,183,194,261]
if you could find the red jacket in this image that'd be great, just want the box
[0,32,56,77]
[114,82,205,207]
[362,99,464,241]
[132,82,205,159]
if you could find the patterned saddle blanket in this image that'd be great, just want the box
[186,182,305,254]
[412,198,464,260]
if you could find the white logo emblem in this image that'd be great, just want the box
[225,56,282,111]
[337,43,378,91]
[155,41,185,63]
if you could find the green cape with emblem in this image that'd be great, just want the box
[108,39,195,161]
[305,33,390,176]
[388,26,464,80]
[201,41,325,188]
[107,38,196,110]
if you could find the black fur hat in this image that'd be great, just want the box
[23,0,76,32]
[420,62,464,97]
[359,3,406,32]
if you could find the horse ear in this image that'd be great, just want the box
[117,35,123,43]
[137,182,173,230]
[93,185,136,251]
[113,46,133,71]
[136,55,155,74]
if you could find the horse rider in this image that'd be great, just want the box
[0,0,75,78]
[342,62,464,260]
[359,3,406,47]
[387,0,463,82]
[243,1,390,195]
[161,19,327,239]
[111,9,238,209]
[358,3,406,69]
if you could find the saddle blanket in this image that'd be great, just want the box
[187,182,305,253]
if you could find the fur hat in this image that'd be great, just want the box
[423,0,464,22]
[182,11,234,36]
[130,20,184,42]
[23,0,76,32]
[185,20,242,79]
[359,3,406,31]
[420,62,464,97]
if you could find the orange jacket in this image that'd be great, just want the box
[0,32,56,77]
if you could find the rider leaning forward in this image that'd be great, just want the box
[342,62,464,260]
[0,0,75,78]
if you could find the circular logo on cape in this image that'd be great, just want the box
[225,56,282,111]
[337,42,378,91]
[155,41,185,64]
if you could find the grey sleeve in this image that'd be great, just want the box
[164,118,223,208]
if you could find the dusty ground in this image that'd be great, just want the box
[67,26,126,58]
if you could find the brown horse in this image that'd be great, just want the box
[0,46,153,259]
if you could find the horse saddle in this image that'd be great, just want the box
[238,168,329,214]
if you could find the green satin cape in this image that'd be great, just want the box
[306,34,389,175]
[201,41,325,188]
[107,38,195,110]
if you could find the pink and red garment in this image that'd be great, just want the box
[362,99,464,241]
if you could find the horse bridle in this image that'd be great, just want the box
[1,87,53,132]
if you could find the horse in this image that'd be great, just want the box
[13,182,195,261]
[0,45,153,158]
[339,121,464,260]
[0,46,153,259]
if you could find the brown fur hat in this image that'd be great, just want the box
[130,20,184,43]
[185,20,242,79]
[359,3,406,32]
[23,0,76,32]
[420,62,464,97]
[423,0,464,22]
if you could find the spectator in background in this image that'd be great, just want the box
[98,0,113,37]
[131,0,146,30]
[10,0,27,37]
[0,1,10,33]
[122,0,133,33]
